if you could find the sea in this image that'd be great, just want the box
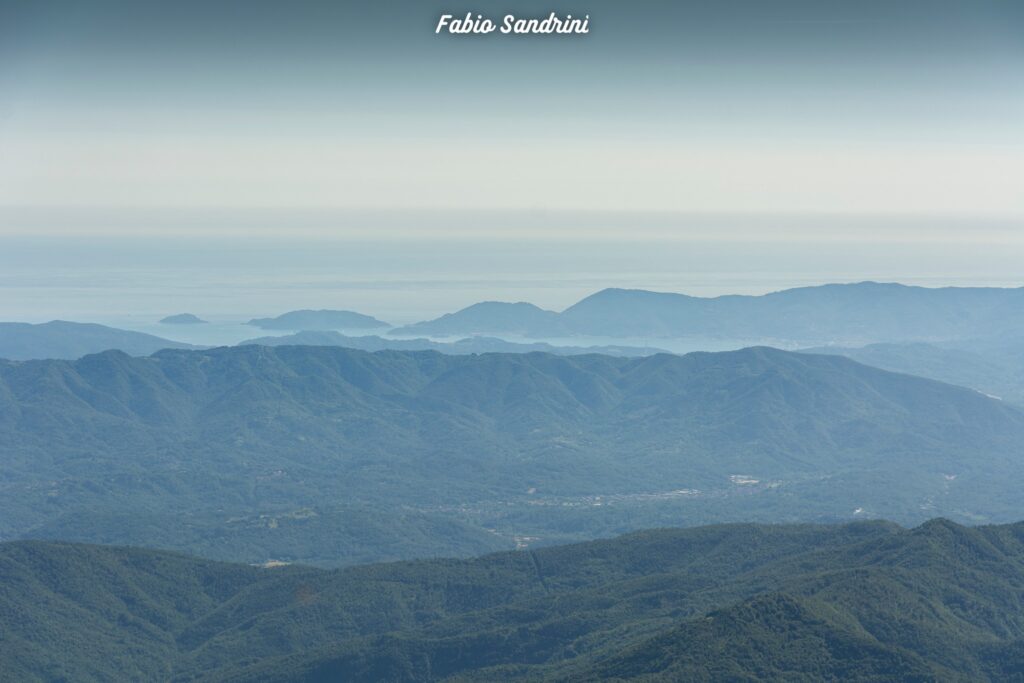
[1,234,1021,351]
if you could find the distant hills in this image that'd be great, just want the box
[7,282,1024,362]
[393,301,564,337]
[239,330,663,357]
[397,282,1024,344]
[6,518,1024,681]
[0,323,659,362]
[805,339,1024,407]
[3,344,1023,566]
[247,309,389,330]
[0,321,194,360]
[159,313,207,324]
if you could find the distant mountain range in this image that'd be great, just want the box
[394,282,1024,344]
[0,321,659,361]
[239,330,664,357]
[6,282,1024,362]
[247,309,390,330]
[3,344,1023,566]
[0,321,195,360]
[6,518,1024,681]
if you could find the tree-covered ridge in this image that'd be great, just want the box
[2,345,1024,566]
[5,519,1024,681]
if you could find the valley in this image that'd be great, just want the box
[2,343,1021,566]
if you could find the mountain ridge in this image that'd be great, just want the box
[2,344,1023,567]
[804,339,1024,406]
[0,320,195,361]
[238,329,663,356]
[5,518,1024,681]
[396,282,1024,343]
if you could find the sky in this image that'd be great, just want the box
[0,0,1022,321]
[1,1,1022,232]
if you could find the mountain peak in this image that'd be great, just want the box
[391,300,561,336]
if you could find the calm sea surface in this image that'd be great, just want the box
[2,236,1021,348]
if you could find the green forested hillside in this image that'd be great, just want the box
[2,345,1024,566]
[5,519,1024,681]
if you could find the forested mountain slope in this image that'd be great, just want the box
[5,519,1024,681]
[2,345,1022,565]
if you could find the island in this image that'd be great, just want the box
[159,313,208,325]
[247,309,389,330]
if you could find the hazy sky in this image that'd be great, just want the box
[1,0,1023,240]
